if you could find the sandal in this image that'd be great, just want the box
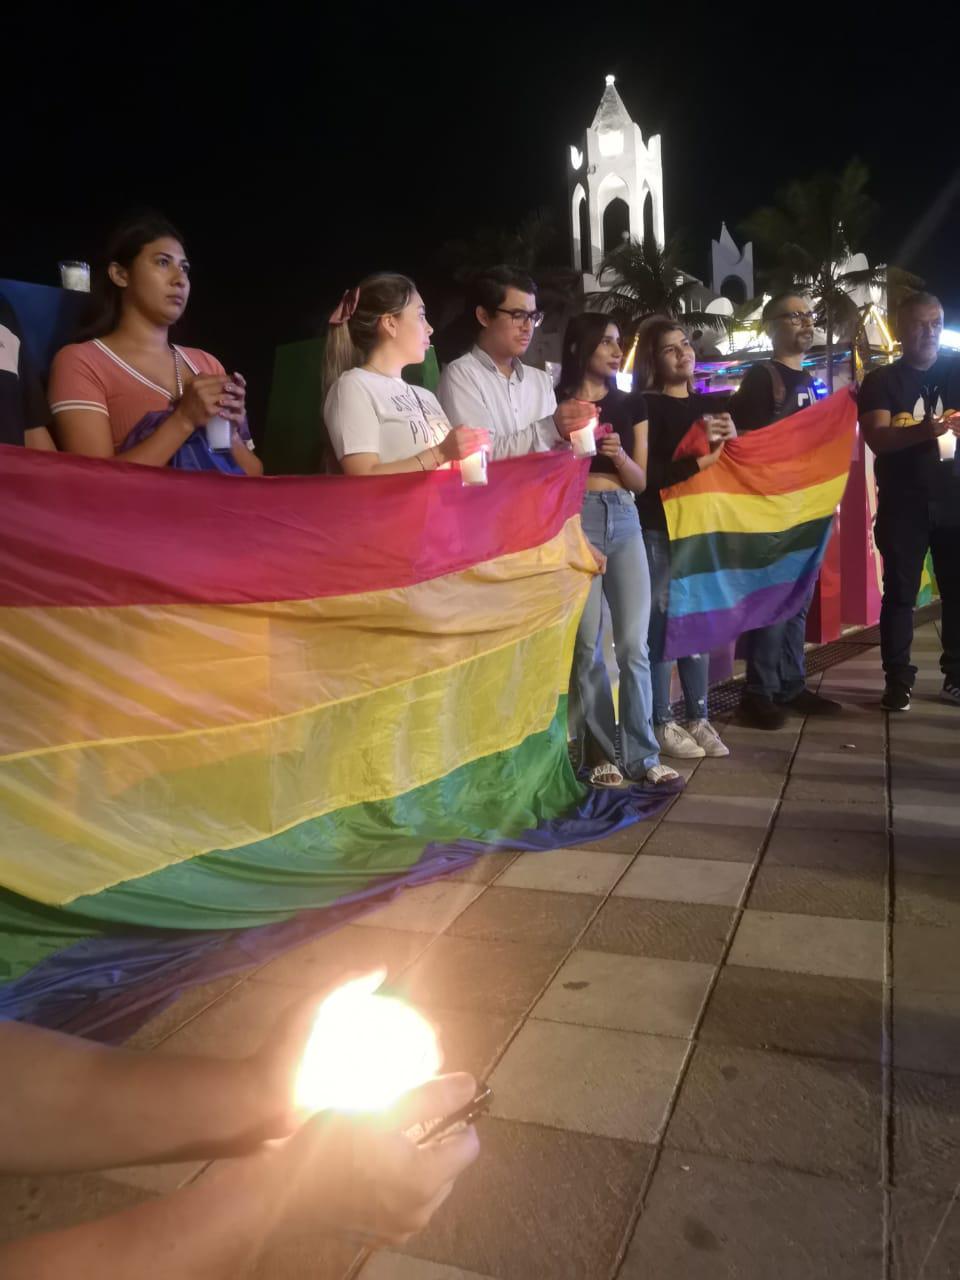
[588,761,624,788]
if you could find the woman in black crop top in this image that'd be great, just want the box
[556,314,680,790]
[633,317,736,761]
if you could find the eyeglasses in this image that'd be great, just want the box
[773,311,815,326]
[495,308,544,329]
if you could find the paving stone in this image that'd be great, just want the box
[894,834,960,878]
[445,887,598,949]
[893,803,958,840]
[567,821,662,854]
[253,924,431,990]
[685,766,784,798]
[391,936,565,1016]
[621,1150,883,1280]
[424,1007,520,1080]
[445,851,520,885]
[157,979,306,1059]
[363,1258,495,1280]
[0,1171,150,1247]
[729,911,885,982]
[763,826,888,874]
[784,772,887,804]
[397,1118,653,1280]
[889,1187,960,1280]
[533,950,714,1038]
[352,880,485,934]
[614,855,751,907]
[100,1160,205,1195]
[699,966,882,1063]
[790,747,885,779]
[893,988,960,1075]
[894,1069,960,1195]
[637,821,765,863]
[662,794,777,828]
[893,924,960,993]
[489,1020,688,1141]
[700,743,794,772]
[583,898,734,964]
[748,865,885,920]
[776,800,887,833]
[666,1043,882,1180]
[124,975,244,1049]
[895,873,960,928]
[495,848,631,895]
[720,724,803,749]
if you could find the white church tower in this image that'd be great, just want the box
[568,75,665,280]
[711,223,754,305]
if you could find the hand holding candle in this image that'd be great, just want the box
[554,398,597,440]
[294,971,441,1115]
[439,425,490,465]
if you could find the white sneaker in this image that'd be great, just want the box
[646,763,681,785]
[686,719,730,758]
[657,720,705,759]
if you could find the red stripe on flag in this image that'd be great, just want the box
[0,447,587,607]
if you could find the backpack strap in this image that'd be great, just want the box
[760,361,787,414]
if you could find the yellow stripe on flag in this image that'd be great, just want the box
[666,474,847,539]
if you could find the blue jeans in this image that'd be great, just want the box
[742,595,811,701]
[644,528,709,723]
[572,491,660,776]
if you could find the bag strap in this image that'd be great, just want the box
[760,361,788,414]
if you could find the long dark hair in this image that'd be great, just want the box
[632,314,692,393]
[78,212,186,340]
[557,312,618,399]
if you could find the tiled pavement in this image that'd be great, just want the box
[1,621,957,1278]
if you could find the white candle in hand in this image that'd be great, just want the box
[460,448,488,486]
[294,972,441,1114]
[570,417,598,458]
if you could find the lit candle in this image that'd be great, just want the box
[294,972,441,1114]
[570,417,598,458]
[460,448,488,486]
[59,261,90,292]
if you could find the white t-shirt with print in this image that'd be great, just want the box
[324,367,451,464]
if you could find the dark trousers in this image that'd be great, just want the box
[875,500,960,687]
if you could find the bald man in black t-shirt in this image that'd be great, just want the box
[860,292,960,711]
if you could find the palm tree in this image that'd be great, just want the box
[589,235,726,349]
[741,159,907,390]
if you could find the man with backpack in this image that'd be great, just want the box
[729,292,842,729]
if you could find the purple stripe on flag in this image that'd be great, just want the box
[663,568,819,660]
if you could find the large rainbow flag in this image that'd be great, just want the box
[0,447,673,1039]
[661,391,858,659]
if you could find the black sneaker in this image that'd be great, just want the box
[782,688,843,717]
[737,691,788,731]
[881,682,911,712]
[940,680,960,707]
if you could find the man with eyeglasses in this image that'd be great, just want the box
[438,265,586,458]
[859,292,960,712]
[728,291,842,729]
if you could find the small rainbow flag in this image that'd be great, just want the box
[0,447,673,1038]
[661,391,858,659]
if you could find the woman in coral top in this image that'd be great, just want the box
[49,213,261,474]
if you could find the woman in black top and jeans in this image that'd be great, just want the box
[557,313,679,789]
[633,316,736,760]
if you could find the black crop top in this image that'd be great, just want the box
[577,388,648,476]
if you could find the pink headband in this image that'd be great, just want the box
[329,287,360,326]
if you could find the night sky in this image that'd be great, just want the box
[4,6,958,424]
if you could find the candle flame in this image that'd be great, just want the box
[294,972,441,1114]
